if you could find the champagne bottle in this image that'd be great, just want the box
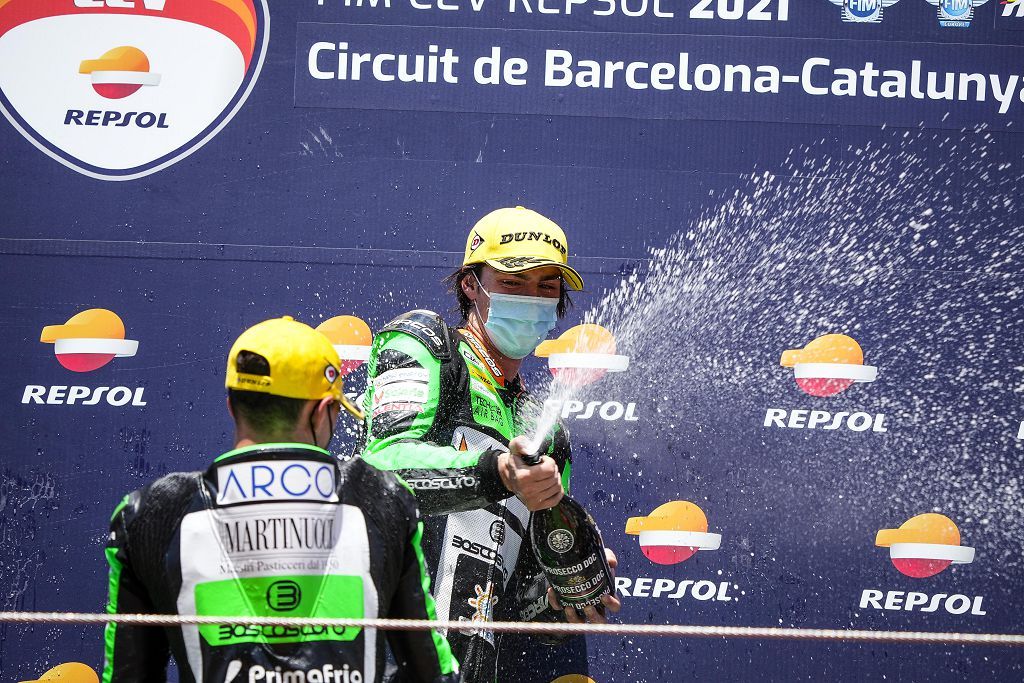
[522,452,614,612]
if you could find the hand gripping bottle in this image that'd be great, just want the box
[521,451,614,614]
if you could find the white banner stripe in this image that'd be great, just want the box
[333,344,371,360]
[638,530,722,550]
[53,338,138,357]
[793,362,877,382]
[90,70,161,86]
[888,543,976,563]
[547,353,630,371]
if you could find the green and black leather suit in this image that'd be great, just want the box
[359,310,571,682]
[102,442,458,683]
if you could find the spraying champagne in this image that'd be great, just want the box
[522,323,630,615]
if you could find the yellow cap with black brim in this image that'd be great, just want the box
[463,206,584,291]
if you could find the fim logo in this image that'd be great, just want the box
[861,513,985,617]
[926,0,988,26]
[0,0,267,180]
[25,308,146,407]
[827,0,900,22]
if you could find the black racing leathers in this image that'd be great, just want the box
[102,442,458,683]
[359,311,572,682]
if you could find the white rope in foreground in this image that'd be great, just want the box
[1,612,1022,646]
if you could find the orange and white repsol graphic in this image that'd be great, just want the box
[536,324,636,422]
[876,513,975,579]
[765,333,887,433]
[781,334,878,397]
[40,308,137,372]
[860,513,985,617]
[617,501,737,603]
[316,315,373,377]
[0,0,268,180]
[23,308,146,406]
[625,500,721,565]
[20,661,98,683]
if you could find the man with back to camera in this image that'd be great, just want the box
[102,316,459,683]
[359,207,620,682]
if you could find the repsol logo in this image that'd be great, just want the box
[615,577,736,601]
[408,475,477,490]
[22,385,146,406]
[452,534,505,571]
[499,231,567,256]
[247,663,363,683]
[859,590,986,615]
[64,110,169,128]
[557,400,638,422]
[764,408,887,433]
[217,460,339,504]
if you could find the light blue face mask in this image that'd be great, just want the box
[475,277,559,360]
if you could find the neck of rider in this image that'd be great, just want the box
[231,399,327,452]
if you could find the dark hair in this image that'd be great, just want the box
[443,264,573,322]
[228,350,308,434]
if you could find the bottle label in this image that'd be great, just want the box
[552,569,608,605]
[543,550,608,606]
[539,550,599,576]
[547,528,575,553]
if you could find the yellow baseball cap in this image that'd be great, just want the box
[463,206,584,291]
[20,662,98,683]
[225,316,343,401]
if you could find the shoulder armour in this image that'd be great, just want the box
[381,309,453,361]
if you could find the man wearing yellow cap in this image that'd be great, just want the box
[102,317,458,683]
[360,207,619,682]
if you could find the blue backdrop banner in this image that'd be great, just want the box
[1,0,1022,681]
